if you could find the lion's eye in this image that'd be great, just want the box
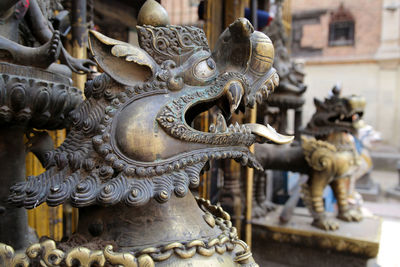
[194,58,216,79]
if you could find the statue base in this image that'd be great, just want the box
[356,173,381,201]
[252,206,381,267]
[386,186,400,200]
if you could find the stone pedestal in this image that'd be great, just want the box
[356,173,381,201]
[252,206,381,267]
[386,186,400,200]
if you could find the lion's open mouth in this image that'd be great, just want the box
[156,71,293,171]
[184,80,294,145]
[328,111,364,128]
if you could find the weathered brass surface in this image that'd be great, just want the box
[255,86,367,231]
[301,134,362,230]
[252,206,381,258]
[250,0,305,220]
[0,196,255,266]
[8,8,287,211]
[2,1,287,266]
[300,86,366,231]
[304,94,366,137]
[261,0,307,133]
[137,0,170,27]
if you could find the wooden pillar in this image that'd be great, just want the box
[224,0,246,27]
[245,0,258,249]
[203,0,224,50]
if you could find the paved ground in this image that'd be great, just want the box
[363,170,400,267]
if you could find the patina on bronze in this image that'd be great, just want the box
[255,86,366,230]
[2,1,293,266]
[0,0,94,249]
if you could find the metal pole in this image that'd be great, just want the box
[245,0,258,249]
[0,126,30,249]
[250,0,258,30]
[294,108,302,141]
[71,0,87,91]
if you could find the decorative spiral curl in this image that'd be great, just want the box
[97,176,128,205]
[71,175,99,207]
[125,179,152,206]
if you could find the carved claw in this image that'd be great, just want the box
[260,200,276,212]
[252,201,276,218]
[30,30,61,69]
[312,217,339,231]
[226,81,244,114]
[252,204,267,218]
[48,31,61,62]
[64,53,96,74]
[337,209,363,222]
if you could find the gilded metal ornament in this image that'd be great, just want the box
[8,13,290,210]
[0,197,255,266]
[3,1,291,266]
[255,86,367,230]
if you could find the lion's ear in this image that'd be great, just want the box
[314,98,324,109]
[89,30,157,86]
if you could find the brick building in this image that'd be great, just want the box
[291,0,400,148]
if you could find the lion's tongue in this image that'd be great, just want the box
[245,123,294,144]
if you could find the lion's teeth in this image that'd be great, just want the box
[215,113,227,133]
[234,122,240,132]
[209,123,216,133]
[261,85,269,97]
[227,81,244,113]
[256,92,263,105]
[246,126,252,135]
[245,123,294,144]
